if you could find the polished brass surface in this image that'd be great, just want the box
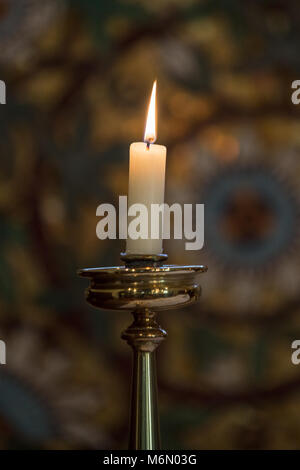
[122,309,167,352]
[128,350,160,449]
[78,262,207,450]
[78,264,207,312]
[121,309,166,449]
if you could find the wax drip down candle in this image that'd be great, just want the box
[126,81,167,255]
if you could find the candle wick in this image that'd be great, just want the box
[146,141,150,150]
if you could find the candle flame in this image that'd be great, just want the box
[144,80,157,145]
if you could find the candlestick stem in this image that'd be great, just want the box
[129,350,159,449]
[122,308,166,450]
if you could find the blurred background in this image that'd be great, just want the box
[0,0,300,449]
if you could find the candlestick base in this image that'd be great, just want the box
[78,262,207,450]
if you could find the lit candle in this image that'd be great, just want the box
[126,81,167,255]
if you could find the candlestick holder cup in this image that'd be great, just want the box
[78,253,207,450]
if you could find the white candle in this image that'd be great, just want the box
[126,81,167,255]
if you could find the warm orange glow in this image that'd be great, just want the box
[144,80,157,144]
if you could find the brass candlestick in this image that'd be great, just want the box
[78,253,207,450]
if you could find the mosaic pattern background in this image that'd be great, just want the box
[0,0,300,449]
